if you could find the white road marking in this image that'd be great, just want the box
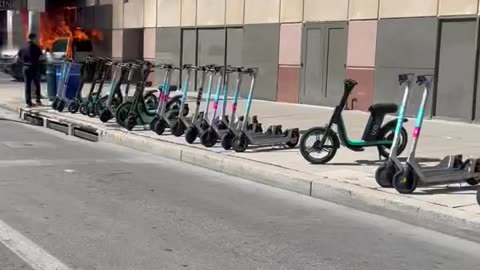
[0,218,72,270]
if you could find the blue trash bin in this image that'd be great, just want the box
[55,62,81,101]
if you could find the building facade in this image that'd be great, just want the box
[73,0,480,123]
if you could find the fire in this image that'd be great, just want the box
[38,7,103,59]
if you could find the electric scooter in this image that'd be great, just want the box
[67,56,98,114]
[299,79,409,164]
[96,62,128,122]
[123,63,181,131]
[170,64,204,137]
[392,75,480,194]
[150,64,189,135]
[114,61,159,127]
[374,73,415,187]
[220,67,262,150]
[51,60,73,112]
[80,58,113,117]
[231,68,300,152]
[198,66,232,147]
[183,65,219,144]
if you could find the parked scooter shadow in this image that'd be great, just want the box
[327,157,442,166]
[410,185,477,195]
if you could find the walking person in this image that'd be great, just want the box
[17,33,43,108]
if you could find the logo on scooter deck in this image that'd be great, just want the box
[230,104,237,111]
[212,102,218,110]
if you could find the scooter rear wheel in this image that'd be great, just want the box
[392,168,417,194]
[377,126,408,159]
[375,162,396,188]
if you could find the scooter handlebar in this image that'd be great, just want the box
[344,79,358,93]
[416,75,433,85]
[398,73,415,84]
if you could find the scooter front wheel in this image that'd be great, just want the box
[299,127,339,164]
[68,101,80,113]
[232,134,248,153]
[125,115,137,131]
[392,168,417,194]
[221,132,234,150]
[154,119,167,135]
[56,100,66,112]
[51,98,59,110]
[170,120,186,137]
[185,126,198,144]
[375,162,396,188]
[200,128,218,148]
[80,103,88,115]
[115,102,132,127]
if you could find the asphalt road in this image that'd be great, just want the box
[0,113,480,270]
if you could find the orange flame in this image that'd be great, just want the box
[38,7,103,59]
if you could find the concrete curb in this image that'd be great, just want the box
[9,106,480,242]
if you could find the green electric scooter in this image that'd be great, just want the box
[299,79,409,164]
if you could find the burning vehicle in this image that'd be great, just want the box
[0,7,101,81]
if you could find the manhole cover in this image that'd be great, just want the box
[1,141,55,148]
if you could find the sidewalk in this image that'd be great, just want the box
[2,81,480,240]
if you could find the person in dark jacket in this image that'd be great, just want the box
[17,33,43,108]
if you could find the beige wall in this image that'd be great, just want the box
[124,0,144,28]
[181,0,197,26]
[144,28,156,60]
[304,0,349,21]
[379,0,437,18]
[157,0,181,27]
[112,30,123,59]
[244,0,280,24]
[349,0,379,20]
[144,0,157,27]
[112,0,123,29]
[439,0,478,15]
[226,0,244,24]
[197,0,226,25]
[280,0,303,23]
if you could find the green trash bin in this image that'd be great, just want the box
[46,62,57,101]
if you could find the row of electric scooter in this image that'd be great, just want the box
[298,73,480,199]
[51,56,300,152]
[49,57,480,204]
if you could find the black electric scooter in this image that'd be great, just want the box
[96,62,129,122]
[123,63,181,131]
[231,68,299,152]
[299,79,409,164]
[392,75,480,194]
[183,65,219,144]
[67,56,98,113]
[217,66,262,150]
[80,58,113,117]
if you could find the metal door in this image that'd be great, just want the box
[435,19,477,121]
[300,22,347,106]
[181,29,197,91]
